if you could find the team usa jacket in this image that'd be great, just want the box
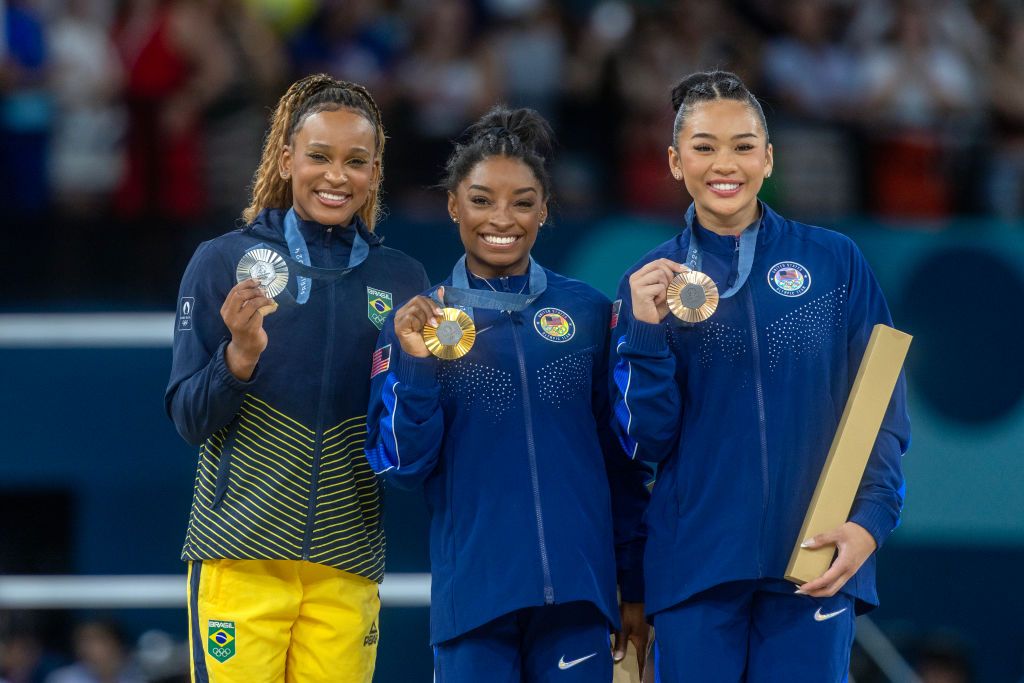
[166,208,428,582]
[365,265,651,644]
[611,203,909,617]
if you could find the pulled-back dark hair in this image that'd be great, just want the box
[442,105,555,198]
[670,70,769,146]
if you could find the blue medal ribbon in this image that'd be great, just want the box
[438,254,547,320]
[683,202,761,300]
[282,208,370,304]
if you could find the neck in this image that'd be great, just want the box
[466,254,530,279]
[695,201,760,236]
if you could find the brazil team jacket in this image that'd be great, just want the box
[165,208,428,581]
[611,202,909,617]
[364,265,650,644]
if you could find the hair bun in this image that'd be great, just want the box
[467,106,554,159]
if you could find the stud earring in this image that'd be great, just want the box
[451,216,459,224]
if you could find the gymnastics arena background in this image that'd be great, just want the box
[2,0,1023,681]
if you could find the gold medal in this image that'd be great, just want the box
[667,269,719,323]
[422,308,476,360]
[237,248,288,316]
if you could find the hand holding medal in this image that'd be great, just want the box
[395,287,476,360]
[628,258,690,324]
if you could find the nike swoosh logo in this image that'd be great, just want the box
[814,607,848,622]
[558,653,597,670]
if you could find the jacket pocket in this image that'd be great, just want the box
[211,427,237,509]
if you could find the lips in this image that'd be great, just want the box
[315,190,351,207]
[480,233,522,248]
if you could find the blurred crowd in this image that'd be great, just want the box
[2,0,1024,303]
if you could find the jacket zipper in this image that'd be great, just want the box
[744,260,770,576]
[303,226,335,559]
[505,277,555,604]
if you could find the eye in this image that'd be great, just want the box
[308,152,328,162]
[515,200,535,209]
[736,143,755,152]
[348,158,367,167]
[470,196,490,206]
[693,144,713,153]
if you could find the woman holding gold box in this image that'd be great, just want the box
[365,106,651,682]
[609,70,910,682]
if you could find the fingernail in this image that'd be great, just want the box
[613,651,625,661]
[794,588,805,594]
[429,318,438,327]
[801,539,813,548]
[434,308,443,316]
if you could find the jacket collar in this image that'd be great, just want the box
[249,208,383,247]
[683,200,780,255]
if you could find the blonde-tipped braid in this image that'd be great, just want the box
[242,74,387,231]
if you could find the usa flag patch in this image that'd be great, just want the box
[370,344,392,378]
[610,299,622,329]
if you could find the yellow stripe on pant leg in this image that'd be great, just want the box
[194,559,302,682]
[286,562,381,683]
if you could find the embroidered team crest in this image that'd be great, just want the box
[610,299,622,329]
[370,344,391,378]
[534,308,575,342]
[207,620,236,663]
[768,262,811,297]
[178,297,195,331]
[367,287,393,329]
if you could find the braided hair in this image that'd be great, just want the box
[243,73,386,230]
[441,105,555,199]
[670,70,769,146]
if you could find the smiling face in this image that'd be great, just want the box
[280,108,379,227]
[668,98,773,234]
[448,155,548,278]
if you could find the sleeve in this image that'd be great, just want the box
[364,317,445,491]
[164,241,257,446]
[844,245,910,550]
[593,301,652,603]
[608,271,684,464]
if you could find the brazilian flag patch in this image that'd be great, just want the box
[367,286,394,330]
[207,620,236,663]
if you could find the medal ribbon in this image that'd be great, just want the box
[683,202,761,300]
[438,254,547,320]
[283,208,370,304]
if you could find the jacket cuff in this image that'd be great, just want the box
[213,339,259,391]
[396,352,438,388]
[849,498,897,550]
[625,320,667,355]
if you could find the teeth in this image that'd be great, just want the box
[710,183,740,191]
[483,235,517,245]
[317,191,347,201]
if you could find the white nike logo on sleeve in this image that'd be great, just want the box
[558,653,597,670]
[813,607,848,622]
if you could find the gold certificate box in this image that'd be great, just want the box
[785,324,912,585]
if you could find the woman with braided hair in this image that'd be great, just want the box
[166,73,428,683]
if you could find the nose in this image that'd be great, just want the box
[711,150,738,175]
[324,161,347,185]
[489,203,515,229]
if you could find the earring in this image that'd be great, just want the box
[451,216,459,224]
[281,172,290,180]
[540,221,546,227]
[672,172,681,180]
[766,171,772,179]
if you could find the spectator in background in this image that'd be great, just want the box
[760,0,862,221]
[0,0,52,215]
[390,0,499,208]
[986,8,1024,220]
[45,621,142,683]
[111,0,230,223]
[0,629,58,683]
[48,0,125,217]
[486,0,566,120]
[204,0,286,223]
[858,0,976,218]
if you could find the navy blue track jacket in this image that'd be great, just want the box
[365,265,651,644]
[165,208,428,581]
[611,203,909,617]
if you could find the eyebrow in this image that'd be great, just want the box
[468,184,538,194]
[690,132,759,140]
[307,142,371,154]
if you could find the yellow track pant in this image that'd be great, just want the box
[187,559,379,683]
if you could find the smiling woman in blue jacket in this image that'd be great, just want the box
[165,74,428,683]
[365,107,651,683]
[610,71,910,682]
